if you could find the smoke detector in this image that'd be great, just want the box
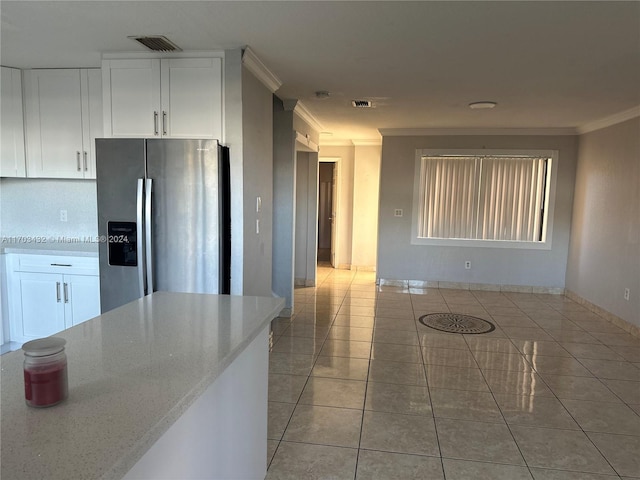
[128,35,182,52]
[351,100,373,108]
[469,101,497,109]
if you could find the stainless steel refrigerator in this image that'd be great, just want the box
[95,138,231,313]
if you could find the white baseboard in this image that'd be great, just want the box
[377,278,565,295]
[565,289,640,338]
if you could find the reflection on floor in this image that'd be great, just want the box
[266,266,640,479]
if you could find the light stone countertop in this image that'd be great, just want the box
[1,241,99,256]
[0,291,284,480]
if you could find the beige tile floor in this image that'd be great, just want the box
[266,267,640,480]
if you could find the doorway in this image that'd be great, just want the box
[318,162,333,265]
[317,157,340,268]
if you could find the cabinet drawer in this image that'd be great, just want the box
[13,254,99,276]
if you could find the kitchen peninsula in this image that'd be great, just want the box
[1,291,284,479]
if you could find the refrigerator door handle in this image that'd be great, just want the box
[145,178,154,294]
[136,178,145,297]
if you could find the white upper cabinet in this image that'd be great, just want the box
[24,68,102,179]
[0,67,26,177]
[102,57,222,140]
[102,59,161,137]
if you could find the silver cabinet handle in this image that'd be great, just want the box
[51,263,72,267]
[145,178,154,294]
[56,282,61,302]
[162,111,167,135]
[153,111,159,136]
[63,283,69,303]
[83,151,88,171]
[76,151,81,171]
[136,178,145,297]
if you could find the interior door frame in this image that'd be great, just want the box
[318,157,341,269]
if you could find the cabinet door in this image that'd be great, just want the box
[64,274,101,327]
[161,58,222,139]
[17,272,66,339]
[0,67,26,177]
[81,69,103,178]
[102,59,161,137]
[24,69,86,178]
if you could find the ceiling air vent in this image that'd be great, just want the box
[351,100,373,108]
[129,35,182,52]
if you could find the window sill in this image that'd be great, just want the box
[410,237,552,250]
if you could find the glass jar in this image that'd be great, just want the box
[23,337,68,408]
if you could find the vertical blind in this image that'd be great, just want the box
[418,155,548,241]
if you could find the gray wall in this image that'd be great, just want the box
[377,135,578,288]
[224,49,274,297]
[0,178,98,239]
[224,49,245,295]
[272,100,296,309]
[566,117,640,327]
[294,152,318,285]
[240,65,273,297]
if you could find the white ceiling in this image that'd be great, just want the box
[2,1,639,142]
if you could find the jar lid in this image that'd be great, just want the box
[22,337,66,357]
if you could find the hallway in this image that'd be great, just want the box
[266,267,640,479]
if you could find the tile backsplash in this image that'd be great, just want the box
[0,178,98,241]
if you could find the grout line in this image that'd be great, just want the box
[411,288,447,479]
[465,289,534,477]
[270,276,637,478]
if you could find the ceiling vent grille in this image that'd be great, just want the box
[129,35,182,52]
[351,100,373,108]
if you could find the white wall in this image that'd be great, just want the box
[318,144,382,271]
[377,135,578,289]
[566,117,640,328]
[0,178,98,239]
[351,145,381,270]
[318,145,354,269]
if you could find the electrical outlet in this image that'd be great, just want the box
[465,261,471,270]
[624,288,630,301]
[394,209,403,217]
[59,210,68,222]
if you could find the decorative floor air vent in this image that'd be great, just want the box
[419,313,496,334]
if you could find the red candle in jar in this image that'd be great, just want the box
[23,337,68,408]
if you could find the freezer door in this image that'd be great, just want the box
[145,139,220,294]
[96,138,146,313]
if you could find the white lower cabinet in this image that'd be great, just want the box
[7,254,101,344]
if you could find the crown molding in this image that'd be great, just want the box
[576,105,640,134]
[378,127,578,136]
[292,101,324,133]
[319,139,355,147]
[242,47,282,93]
[352,139,382,146]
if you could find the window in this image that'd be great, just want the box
[411,149,556,249]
